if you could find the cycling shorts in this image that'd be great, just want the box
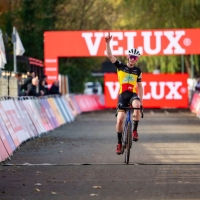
[117,91,140,112]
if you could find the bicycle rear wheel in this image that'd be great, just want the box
[125,122,131,164]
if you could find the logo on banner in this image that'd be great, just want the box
[183,38,191,46]
[122,74,135,83]
[105,82,120,99]
[82,30,187,56]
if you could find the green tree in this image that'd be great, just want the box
[115,0,200,76]
[59,57,101,93]
[55,0,121,92]
[17,0,63,60]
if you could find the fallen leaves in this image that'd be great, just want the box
[90,194,98,197]
[93,186,101,189]
[51,191,57,194]
[59,151,63,153]
[35,188,40,192]
[34,183,42,185]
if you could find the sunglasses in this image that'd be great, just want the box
[129,55,138,61]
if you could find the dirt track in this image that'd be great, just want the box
[0,109,200,200]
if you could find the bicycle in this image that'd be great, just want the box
[115,104,144,164]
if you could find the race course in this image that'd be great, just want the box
[0,109,200,200]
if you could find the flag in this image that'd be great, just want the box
[15,30,25,56]
[0,29,7,69]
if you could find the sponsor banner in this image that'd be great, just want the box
[54,97,70,123]
[30,99,47,133]
[14,101,33,139]
[74,95,105,112]
[0,115,15,155]
[31,100,49,131]
[69,95,82,114]
[74,95,90,112]
[62,97,75,122]
[0,138,9,162]
[0,102,20,147]
[43,99,60,128]
[68,96,80,115]
[44,29,200,83]
[53,97,67,123]
[38,99,54,130]
[60,97,72,123]
[23,100,45,134]
[18,101,38,137]
[197,99,200,117]
[47,98,65,126]
[94,95,105,109]
[9,100,30,141]
[33,99,51,131]
[43,99,59,128]
[190,92,200,113]
[1,100,27,143]
[64,96,77,117]
[105,73,188,108]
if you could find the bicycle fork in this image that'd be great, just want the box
[122,111,133,150]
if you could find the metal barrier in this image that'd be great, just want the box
[0,94,104,163]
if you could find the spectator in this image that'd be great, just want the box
[15,73,27,96]
[195,79,200,92]
[153,66,161,74]
[28,78,44,97]
[39,79,48,95]
[50,81,60,95]
[21,69,35,92]
[41,74,49,94]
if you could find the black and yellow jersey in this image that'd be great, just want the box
[113,60,142,94]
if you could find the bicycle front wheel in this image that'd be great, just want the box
[125,122,131,164]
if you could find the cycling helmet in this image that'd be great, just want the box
[128,48,140,57]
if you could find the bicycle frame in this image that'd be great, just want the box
[115,104,143,163]
[122,110,132,149]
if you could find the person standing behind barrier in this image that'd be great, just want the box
[15,73,27,96]
[39,79,48,95]
[50,81,60,95]
[28,78,44,97]
[41,75,49,95]
[21,69,35,93]
[195,79,200,92]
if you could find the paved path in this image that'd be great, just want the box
[0,109,200,200]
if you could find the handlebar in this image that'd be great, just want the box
[115,104,144,118]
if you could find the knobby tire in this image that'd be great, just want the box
[125,122,131,164]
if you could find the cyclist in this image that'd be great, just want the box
[105,32,143,155]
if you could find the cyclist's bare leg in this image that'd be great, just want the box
[132,100,140,141]
[116,111,125,153]
[132,100,141,120]
[116,111,125,133]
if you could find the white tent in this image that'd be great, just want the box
[0,29,7,69]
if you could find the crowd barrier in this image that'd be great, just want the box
[0,94,104,163]
[190,92,200,117]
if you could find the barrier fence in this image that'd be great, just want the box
[0,94,104,163]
